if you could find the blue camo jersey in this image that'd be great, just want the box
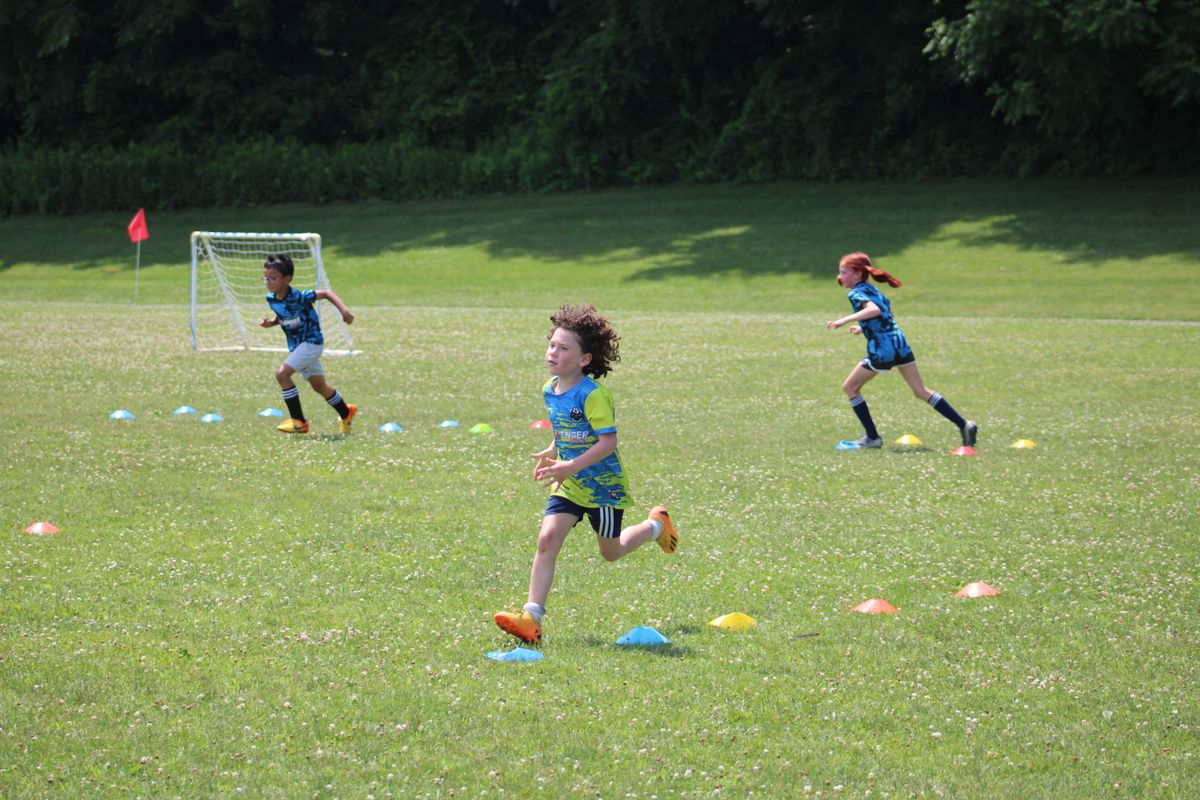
[543,376,631,509]
[266,287,324,351]
[847,282,913,364]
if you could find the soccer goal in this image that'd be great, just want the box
[190,231,358,355]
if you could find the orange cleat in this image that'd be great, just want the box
[276,419,310,434]
[649,506,678,554]
[494,610,542,644]
[339,403,357,434]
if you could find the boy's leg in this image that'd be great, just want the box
[495,512,576,644]
[308,375,355,431]
[596,506,678,561]
[274,362,309,433]
[528,513,576,607]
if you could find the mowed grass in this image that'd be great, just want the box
[1,181,1198,798]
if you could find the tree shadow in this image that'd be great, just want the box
[1,180,1195,275]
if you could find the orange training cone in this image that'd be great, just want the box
[951,446,977,457]
[853,598,897,614]
[25,522,61,535]
[955,581,1000,598]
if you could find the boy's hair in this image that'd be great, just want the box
[549,303,621,379]
[264,253,295,277]
[840,252,902,288]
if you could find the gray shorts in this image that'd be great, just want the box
[284,342,325,379]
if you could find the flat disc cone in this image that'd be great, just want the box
[25,522,61,535]
[951,446,977,456]
[853,598,897,614]
[955,581,1000,598]
[708,612,757,630]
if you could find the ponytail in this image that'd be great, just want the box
[839,252,902,288]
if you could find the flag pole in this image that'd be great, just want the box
[135,240,141,303]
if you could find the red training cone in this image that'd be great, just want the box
[25,521,61,535]
[951,446,977,456]
[530,420,552,429]
[955,581,1000,598]
[853,598,897,614]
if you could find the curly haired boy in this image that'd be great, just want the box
[494,304,679,644]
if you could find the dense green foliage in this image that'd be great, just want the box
[2,1,1197,213]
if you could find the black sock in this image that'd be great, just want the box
[849,395,879,439]
[326,389,350,419]
[928,392,966,429]
[282,387,305,422]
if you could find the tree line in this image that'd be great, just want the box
[1,0,1197,214]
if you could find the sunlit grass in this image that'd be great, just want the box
[1,181,1198,797]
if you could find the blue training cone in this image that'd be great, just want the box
[173,405,197,415]
[200,413,224,423]
[109,409,135,420]
[437,420,461,429]
[379,422,405,433]
[616,626,670,647]
[835,439,862,450]
[486,647,544,663]
[258,407,285,418]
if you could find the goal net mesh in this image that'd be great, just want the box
[190,232,357,354]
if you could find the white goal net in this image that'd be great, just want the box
[190,231,358,354]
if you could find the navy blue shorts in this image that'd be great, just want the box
[860,351,916,372]
[545,495,625,538]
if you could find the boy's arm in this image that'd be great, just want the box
[536,433,616,488]
[531,439,556,478]
[315,289,354,324]
[260,316,280,328]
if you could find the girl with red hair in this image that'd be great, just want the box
[825,252,977,449]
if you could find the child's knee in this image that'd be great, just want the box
[274,365,293,384]
[536,529,565,555]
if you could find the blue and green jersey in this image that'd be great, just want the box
[542,376,631,509]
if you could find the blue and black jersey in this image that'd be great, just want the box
[266,287,324,352]
[847,282,914,369]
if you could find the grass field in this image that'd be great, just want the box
[1,181,1198,798]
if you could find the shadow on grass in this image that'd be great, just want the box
[1,180,1196,278]
[578,635,692,659]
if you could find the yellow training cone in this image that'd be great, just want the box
[708,612,757,630]
[895,434,923,446]
[1010,439,1037,449]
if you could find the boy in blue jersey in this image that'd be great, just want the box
[826,252,977,449]
[259,253,357,434]
[494,304,679,644]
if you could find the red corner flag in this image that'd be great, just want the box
[127,208,149,243]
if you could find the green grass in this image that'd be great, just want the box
[1,181,1198,798]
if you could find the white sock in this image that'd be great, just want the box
[523,602,545,622]
[648,518,663,537]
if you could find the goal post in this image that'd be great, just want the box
[190,231,358,355]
